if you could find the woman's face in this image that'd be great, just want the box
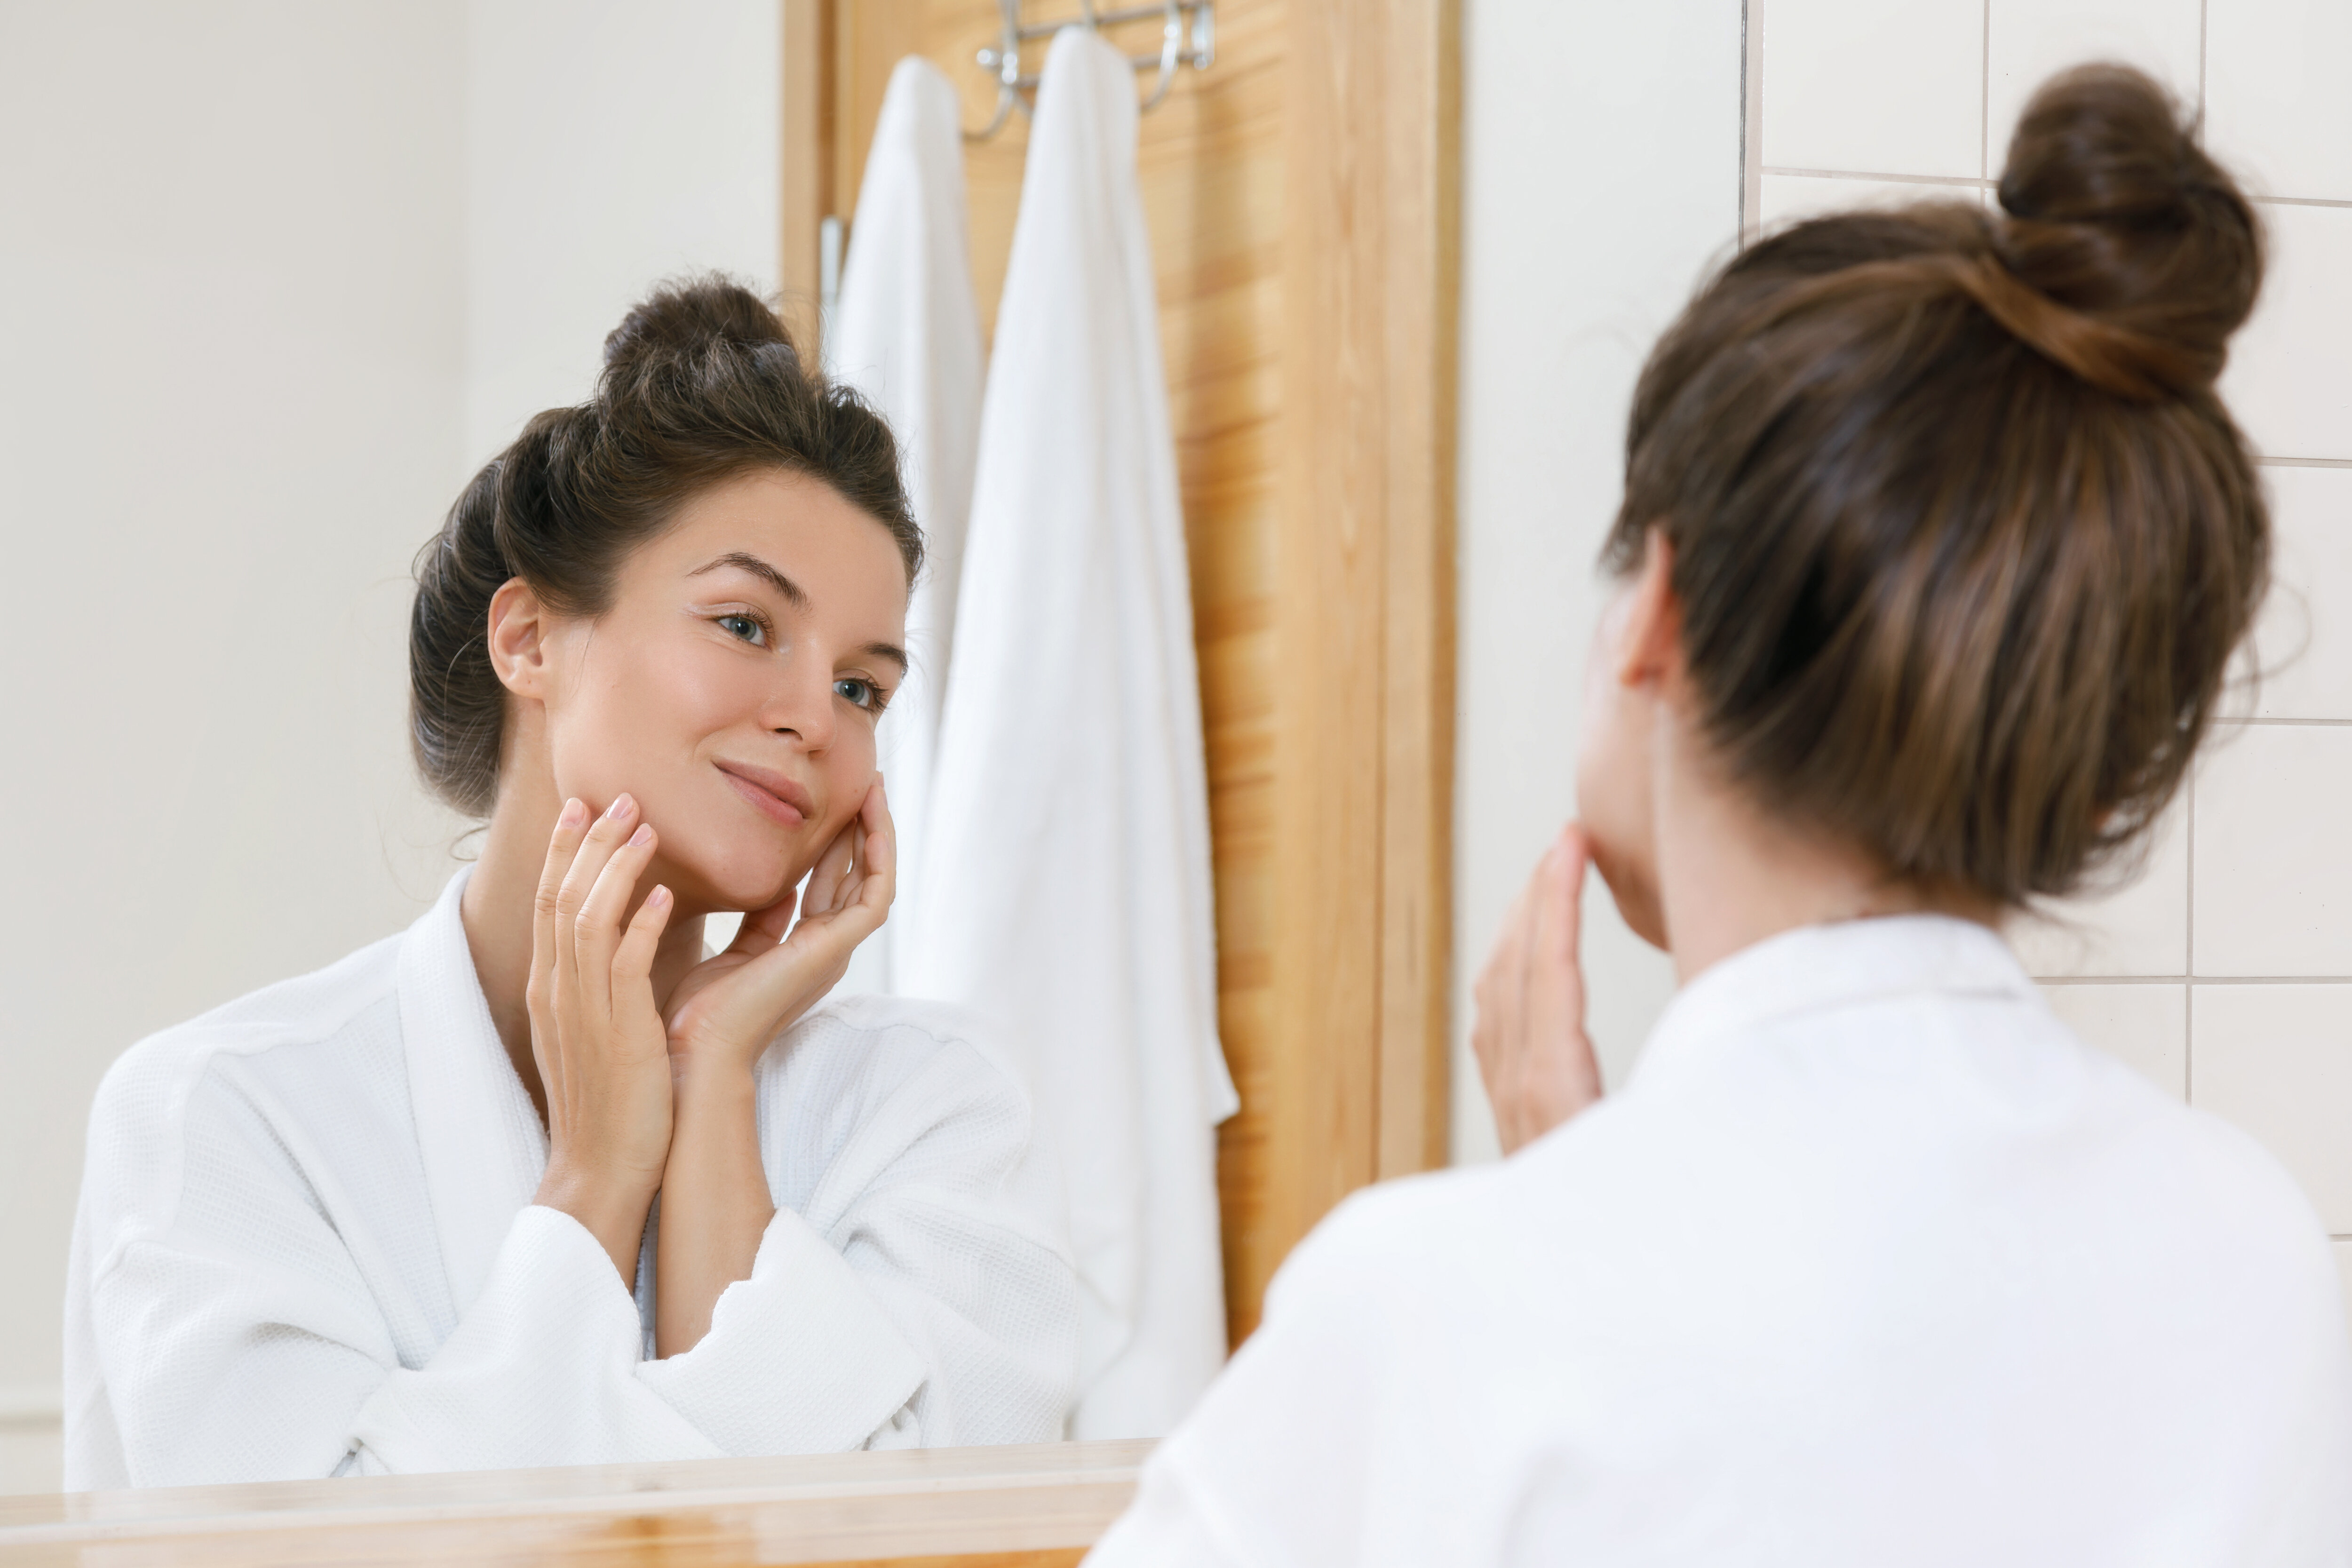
[535,468,909,915]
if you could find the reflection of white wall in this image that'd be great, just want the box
[465,0,782,467]
[0,1,469,1493]
[1452,0,1744,1161]
[0,1,780,1494]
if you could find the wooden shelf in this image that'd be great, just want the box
[0,1440,1148,1567]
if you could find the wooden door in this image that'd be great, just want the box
[783,0,1457,1344]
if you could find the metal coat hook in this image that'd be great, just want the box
[965,0,1215,141]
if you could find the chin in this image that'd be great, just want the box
[657,836,804,916]
[1587,830,1668,951]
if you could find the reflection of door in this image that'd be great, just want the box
[785,0,1458,1345]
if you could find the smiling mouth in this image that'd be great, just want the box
[714,762,813,829]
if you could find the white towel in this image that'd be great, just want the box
[905,26,1240,1441]
[826,56,985,997]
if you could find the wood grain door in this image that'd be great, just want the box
[784,0,1457,1345]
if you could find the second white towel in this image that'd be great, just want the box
[906,26,1240,1441]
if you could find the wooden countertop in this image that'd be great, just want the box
[0,1439,1151,1567]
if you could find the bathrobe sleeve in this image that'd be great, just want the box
[77,1019,1075,1485]
[77,1057,733,1483]
[639,1028,1081,1453]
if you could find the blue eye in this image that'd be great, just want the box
[717,614,765,645]
[835,678,877,710]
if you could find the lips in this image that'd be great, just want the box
[714,760,815,829]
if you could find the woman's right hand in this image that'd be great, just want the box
[527,793,677,1286]
[1471,823,1605,1156]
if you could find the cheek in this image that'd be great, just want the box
[549,638,758,793]
[1575,636,1626,817]
[818,720,880,828]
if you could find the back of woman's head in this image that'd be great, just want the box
[409,275,920,816]
[1608,64,2267,907]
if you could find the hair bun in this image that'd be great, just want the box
[601,275,795,375]
[1993,64,2262,397]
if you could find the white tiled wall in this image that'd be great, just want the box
[1755,0,2352,1320]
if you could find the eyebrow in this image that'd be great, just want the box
[690,552,907,675]
[690,551,810,611]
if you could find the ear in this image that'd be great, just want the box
[1613,527,1685,691]
[485,577,555,701]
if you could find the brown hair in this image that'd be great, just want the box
[1605,65,2267,906]
[409,276,920,816]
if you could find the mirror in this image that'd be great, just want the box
[5,0,1463,1497]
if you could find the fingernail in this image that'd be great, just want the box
[628,823,652,848]
[604,793,634,821]
[559,799,586,829]
[647,885,671,907]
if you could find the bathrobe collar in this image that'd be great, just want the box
[1631,914,2038,1092]
[395,867,550,1315]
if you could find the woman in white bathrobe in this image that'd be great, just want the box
[1089,67,2352,1565]
[65,279,1080,1488]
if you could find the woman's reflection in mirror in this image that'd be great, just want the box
[64,278,1079,1488]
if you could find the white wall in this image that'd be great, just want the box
[1754,0,2352,1336]
[0,0,782,1495]
[465,0,781,466]
[0,0,470,1493]
[1452,0,1744,1161]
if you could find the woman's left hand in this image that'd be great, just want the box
[661,778,897,1075]
[1471,823,1605,1155]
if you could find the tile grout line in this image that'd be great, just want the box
[2185,768,2196,1103]
[2214,718,2352,728]
[1755,172,2351,214]
[2039,976,2352,986]
[1742,0,1765,247]
[2257,456,2352,469]
[1760,166,1992,187]
[1979,0,1991,182]
[1737,0,1748,243]
[2199,0,2209,124]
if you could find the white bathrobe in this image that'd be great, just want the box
[1089,917,2352,1566]
[903,27,1238,1442]
[826,54,985,999]
[63,870,1079,1489]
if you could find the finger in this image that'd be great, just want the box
[556,793,638,1045]
[1492,858,1543,1060]
[856,781,897,915]
[531,799,591,1105]
[577,821,659,1019]
[1471,870,1536,1082]
[613,884,674,995]
[611,885,677,1061]
[803,818,858,919]
[1522,832,1580,1059]
[732,883,801,953]
[533,797,590,1011]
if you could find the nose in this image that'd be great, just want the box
[759,647,837,753]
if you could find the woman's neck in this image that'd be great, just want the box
[1650,713,1996,987]
[457,769,710,1120]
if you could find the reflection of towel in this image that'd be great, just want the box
[905,27,1240,1441]
[826,56,985,997]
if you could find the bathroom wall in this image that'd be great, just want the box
[1452,0,1744,1162]
[0,1,470,1494]
[464,0,781,467]
[1745,0,2352,1328]
[0,0,780,1495]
